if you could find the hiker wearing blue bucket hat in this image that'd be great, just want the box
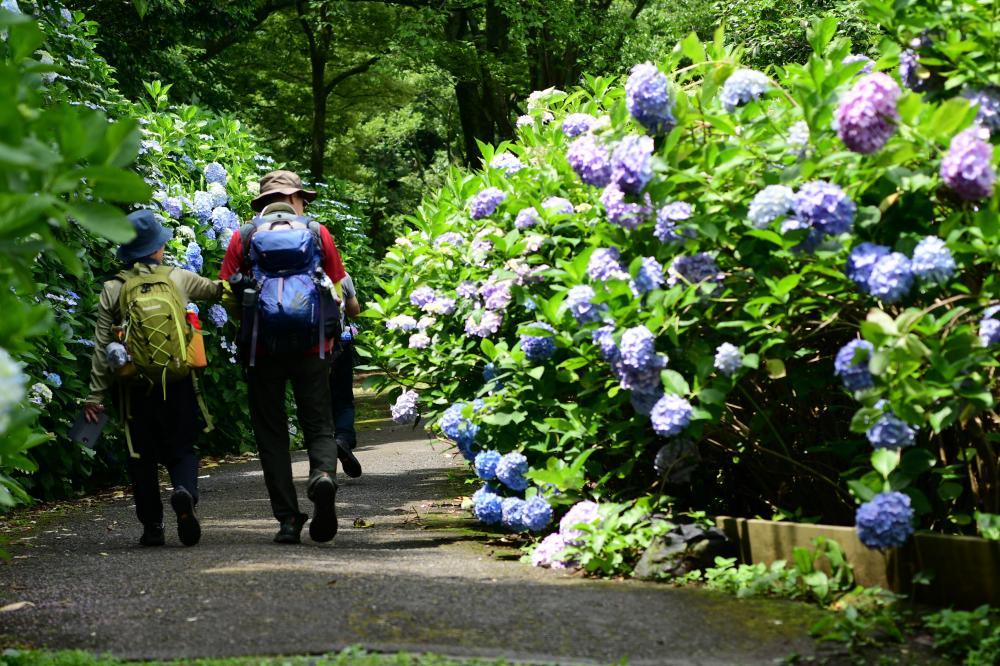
[84,209,227,548]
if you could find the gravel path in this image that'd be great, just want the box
[0,421,823,664]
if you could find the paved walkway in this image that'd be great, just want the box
[0,421,823,664]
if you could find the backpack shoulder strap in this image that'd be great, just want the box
[305,218,325,260]
[240,219,259,269]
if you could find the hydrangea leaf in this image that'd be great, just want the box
[872,448,901,480]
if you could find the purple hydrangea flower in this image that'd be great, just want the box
[410,286,437,307]
[714,343,742,376]
[618,325,667,393]
[565,285,606,325]
[204,161,227,185]
[207,304,227,328]
[910,236,955,286]
[867,412,917,449]
[631,257,664,296]
[846,243,891,292]
[856,491,914,549]
[834,339,875,391]
[489,152,524,175]
[469,187,506,219]
[521,496,553,532]
[650,394,693,437]
[391,390,419,424]
[473,489,503,524]
[424,296,456,316]
[567,133,613,187]
[587,247,628,282]
[842,54,875,75]
[792,181,856,237]
[835,73,901,154]
[495,452,530,491]
[531,532,572,568]
[481,280,512,311]
[211,207,240,233]
[501,497,527,531]
[475,449,502,480]
[408,333,431,349]
[592,325,619,362]
[601,183,652,230]
[562,113,596,138]
[979,307,1000,347]
[464,310,503,337]
[625,62,676,135]
[867,252,914,303]
[193,191,213,222]
[436,232,464,247]
[898,37,941,93]
[747,185,794,229]
[720,69,769,112]
[542,197,574,215]
[941,127,995,201]
[560,501,600,540]
[962,87,1000,132]
[667,253,722,287]
[515,207,542,229]
[655,201,693,241]
[520,322,557,361]
[457,281,478,299]
[161,196,183,219]
[386,315,418,331]
[611,134,654,194]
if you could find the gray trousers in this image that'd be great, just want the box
[246,353,338,522]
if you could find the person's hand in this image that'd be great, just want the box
[84,402,105,423]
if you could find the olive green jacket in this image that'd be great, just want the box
[85,263,224,405]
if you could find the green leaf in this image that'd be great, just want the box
[661,369,690,395]
[680,32,706,64]
[847,479,876,502]
[480,337,496,360]
[872,448,900,480]
[527,366,545,380]
[765,358,786,379]
[66,203,135,243]
[937,481,963,501]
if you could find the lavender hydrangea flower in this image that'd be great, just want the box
[747,185,794,228]
[408,333,431,349]
[489,152,524,175]
[562,113,596,138]
[480,280,512,311]
[631,257,664,296]
[456,281,478,299]
[843,54,875,75]
[464,311,503,337]
[386,314,418,331]
[587,248,628,282]
[962,87,1000,132]
[515,207,542,229]
[601,184,652,230]
[208,182,228,208]
[834,339,875,391]
[714,343,742,376]
[856,491,914,549]
[867,252,914,303]
[206,304,227,328]
[910,236,955,285]
[625,62,676,135]
[29,382,53,405]
[193,191,213,222]
[667,253,722,287]
[501,497,527,531]
[521,496,553,532]
[941,127,995,201]
[520,322,557,361]
[161,196,183,219]
[618,325,667,393]
[792,181,856,237]
[435,232,464,247]
[211,207,240,233]
[655,201,693,241]
[391,390,419,424]
[495,452,530,491]
[565,285,606,325]
[531,532,571,568]
[473,490,503,524]
[979,307,1000,347]
[560,501,600,540]
[567,133,613,187]
[788,121,810,147]
[846,243,891,292]
[898,37,941,93]
[469,187,506,219]
[204,162,227,185]
[867,412,917,449]
[475,450,502,480]
[835,73,901,154]
[720,69,769,112]
[410,286,437,307]
[542,197,574,215]
[592,325,619,362]
[650,394,693,437]
[611,134,654,194]
[425,297,456,315]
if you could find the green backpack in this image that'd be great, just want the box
[117,265,192,387]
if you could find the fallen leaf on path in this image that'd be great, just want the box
[0,602,34,613]
[352,518,374,528]
[327,580,337,586]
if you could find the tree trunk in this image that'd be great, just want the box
[310,54,328,182]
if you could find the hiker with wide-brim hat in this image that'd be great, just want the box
[250,170,318,212]
[84,209,227,548]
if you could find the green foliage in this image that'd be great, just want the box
[923,605,1000,665]
[559,497,673,576]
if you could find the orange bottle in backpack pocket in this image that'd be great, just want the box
[186,311,208,369]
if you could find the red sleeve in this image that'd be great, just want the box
[319,227,347,283]
[219,230,244,281]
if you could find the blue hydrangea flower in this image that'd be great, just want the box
[910,236,955,286]
[207,304,227,328]
[667,253,722,287]
[565,285,606,325]
[204,161,228,185]
[941,127,995,201]
[618,325,667,393]
[842,54,875,75]
[587,247,627,282]
[567,134,612,187]
[720,69,769,112]
[474,449,502,480]
[979,307,1000,347]
[521,496,554,532]
[867,252,914,303]
[208,182,228,208]
[650,394,693,437]
[792,181,856,237]
[473,490,503,524]
[489,152,524,175]
[390,390,419,424]
[836,73,901,154]
[592,325,620,363]
[655,201,693,241]
[495,452,530,491]
[515,207,542,229]
[193,191,213,222]
[184,242,203,274]
[439,403,479,459]
[542,197,574,215]
[161,196,183,219]
[43,371,62,388]
[962,87,1000,132]
[469,187,506,219]
[867,412,917,449]
[601,183,652,230]
[834,339,875,391]
[714,343,742,376]
[846,243,891,292]
[631,257,664,296]
[211,207,240,234]
[747,185,794,229]
[855,491,914,550]
[520,322,557,361]
[625,62,676,135]
[410,286,437,307]
[501,497,527,531]
[562,113,596,138]
[611,134,654,194]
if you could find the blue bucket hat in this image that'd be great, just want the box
[116,209,173,263]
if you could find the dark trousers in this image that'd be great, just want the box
[330,343,356,448]
[246,353,338,522]
[124,378,200,528]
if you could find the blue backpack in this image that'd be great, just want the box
[241,211,340,363]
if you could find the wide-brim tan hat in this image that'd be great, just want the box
[250,170,317,211]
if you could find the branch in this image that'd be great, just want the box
[201,0,297,61]
[630,0,650,21]
[323,55,382,96]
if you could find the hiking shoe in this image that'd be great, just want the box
[274,513,307,544]
[139,524,165,547]
[308,473,338,543]
[336,438,362,478]
[170,486,201,547]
